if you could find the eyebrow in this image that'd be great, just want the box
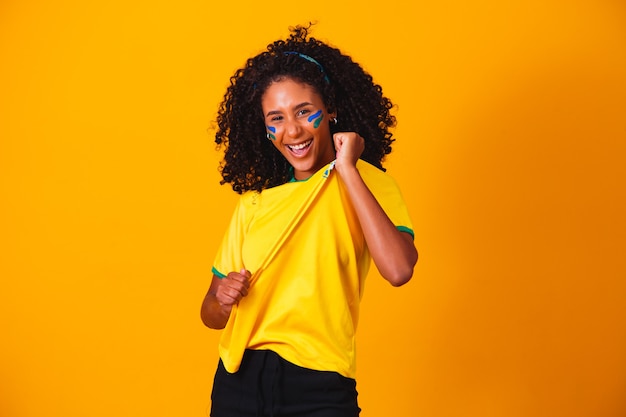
[265,102,313,117]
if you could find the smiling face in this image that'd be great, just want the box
[261,77,336,180]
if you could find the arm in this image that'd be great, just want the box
[200,269,250,329]
[333,132,418,286]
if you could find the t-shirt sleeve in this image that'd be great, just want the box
[358,160,415,239]
[211,192,255,278]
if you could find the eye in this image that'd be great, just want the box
[270,115,283,122]
[297,108,311,117]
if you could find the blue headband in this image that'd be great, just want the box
[284,51,330,83]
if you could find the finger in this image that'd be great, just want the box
[239,269,252,285]
[233,283,249,297]
[215,290,237,306]
[234,273,251,291]
[227,271,250,286]
[333,133,344,149]
[225,284,247,299]
[223,275,250,296]
[217,285,245,305]
[223,278,248,295]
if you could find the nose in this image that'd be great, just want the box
[284,118,302,140]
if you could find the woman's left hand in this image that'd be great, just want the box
[333,132,364,171]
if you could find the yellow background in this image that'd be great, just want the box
[1,1,625,416]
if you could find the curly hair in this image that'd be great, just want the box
[214,23,397,194]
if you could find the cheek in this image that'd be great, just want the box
[307,110,324,129]
[266,125,276,141]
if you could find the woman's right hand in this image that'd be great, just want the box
[214,269,251,312]
[201,269,251,329]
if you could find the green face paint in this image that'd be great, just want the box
[266,125,276,140]
[308,110,324,129]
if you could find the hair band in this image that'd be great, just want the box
[284,51,330,83]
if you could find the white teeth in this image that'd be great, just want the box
[288,140,312,150]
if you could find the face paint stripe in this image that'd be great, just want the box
[266,125,277,140]
[313,113,324,129]
[307,110,322,123]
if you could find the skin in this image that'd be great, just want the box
[201,77,418,329]
[262,78,337,181]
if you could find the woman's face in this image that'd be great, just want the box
[261,78,336,181]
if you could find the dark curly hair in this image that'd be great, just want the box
[214,23,397,194]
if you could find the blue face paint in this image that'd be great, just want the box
[266,125,276,141]
[307,110,324,128]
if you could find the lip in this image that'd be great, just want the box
[286,139,313,157]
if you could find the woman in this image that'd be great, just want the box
[201,24,418,417]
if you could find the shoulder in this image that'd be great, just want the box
[240,190,260,207]
[356,159,400,190]
[229,191,261,224]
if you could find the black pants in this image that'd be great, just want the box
[210,349,361,417]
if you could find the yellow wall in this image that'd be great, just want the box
[1,1,625,416]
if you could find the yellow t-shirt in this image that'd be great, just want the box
[212,160,414,378]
